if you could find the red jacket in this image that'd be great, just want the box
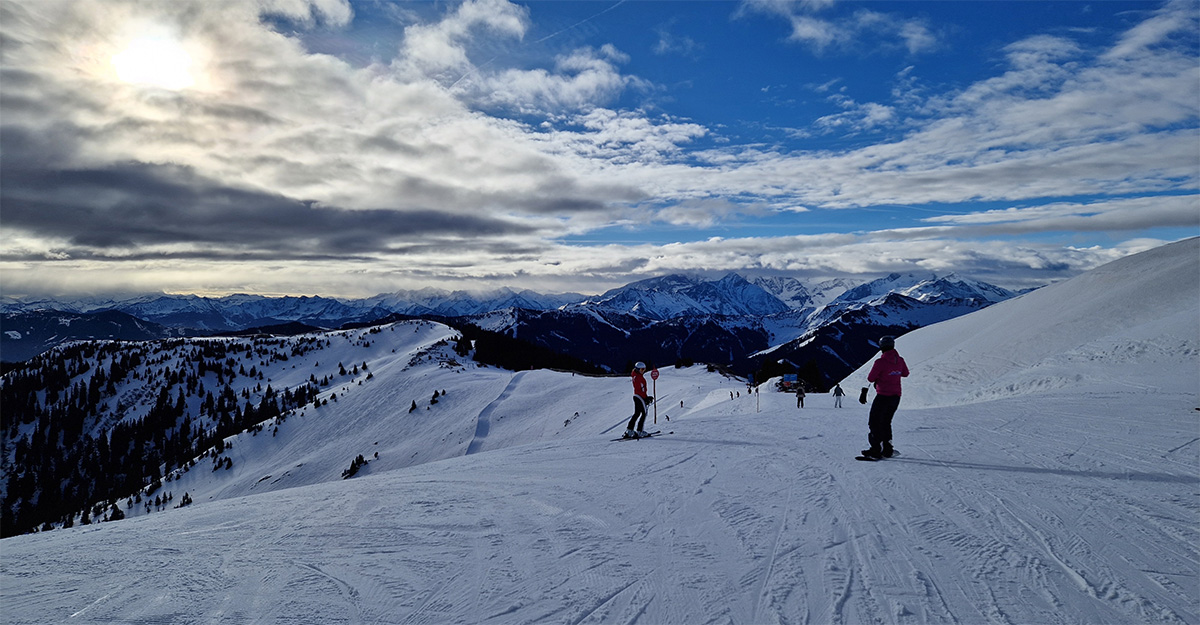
[867,350,909,396]
[631,369,648,399]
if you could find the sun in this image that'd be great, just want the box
[111,36,194,90]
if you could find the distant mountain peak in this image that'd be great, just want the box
[574,273,789,320]
[751,276,815,310]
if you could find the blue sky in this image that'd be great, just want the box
[1,0,1196,297]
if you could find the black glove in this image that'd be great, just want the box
[859,387,869,404]
[645,395,654,405]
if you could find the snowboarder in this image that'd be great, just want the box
[796,386,805,408]
[862,336,909,459]
[832,384,845,408]
[624,362,653,438]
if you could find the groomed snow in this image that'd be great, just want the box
[2,239,1197,624]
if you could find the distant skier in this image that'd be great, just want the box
[832,383,845,408]
[796,386,805,408]
[862,336,908,459]
[624,362,653,438]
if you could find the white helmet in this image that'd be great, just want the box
[635,361,646,370]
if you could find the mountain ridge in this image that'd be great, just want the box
[2,271,1021,368]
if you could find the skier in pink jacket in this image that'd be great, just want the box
[624,362,653,439]
[863,335,908,459]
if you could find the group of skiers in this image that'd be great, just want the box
[794,384,847,408]
[624,335,909,458]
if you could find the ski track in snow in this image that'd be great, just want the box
[467,371,527,455]
[2,388,1197,625]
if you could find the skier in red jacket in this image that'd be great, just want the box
[862,336,908,459]
[624,362,653,438]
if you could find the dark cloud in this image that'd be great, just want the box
[357,134,424,157]
[0,147,535,259]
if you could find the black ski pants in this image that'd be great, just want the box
[626,396,647,431]
[868,394,901,448]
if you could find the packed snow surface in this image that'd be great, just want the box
[2,240,1198,624]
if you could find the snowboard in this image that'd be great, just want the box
[855,449,899,461]
[610,430,671,441]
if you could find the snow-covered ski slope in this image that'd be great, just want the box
[851,237,1200,409]
[3,239,1198,624]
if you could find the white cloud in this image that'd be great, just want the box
[483,232,1158,292]
[1104,0,1197,61]
[653,26,701,57]
[813,96,897,133]
[920,196,1200,235]
[393,0,528,81]
[548,109,708,161]
[1003,34,1083,69]
[786,15,844,52]
[476,46,638,114]
[653,198,772,228]
[897,18,938,55]
[739,0,941,55]
[849,10,939,55]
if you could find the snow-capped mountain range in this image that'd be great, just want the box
[1,239,1195,624]
[1,271,1023,369]
[569,273,792,320]
[832,272,1017,306]
[361,286,586,318]
[0,271,1014,325]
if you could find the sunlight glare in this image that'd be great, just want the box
[111,36,194,90]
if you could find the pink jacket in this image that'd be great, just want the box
[867,350,909,396]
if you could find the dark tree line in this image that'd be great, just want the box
[1,336,336,537]
[450,324,605,374]
[0,317,646,538]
